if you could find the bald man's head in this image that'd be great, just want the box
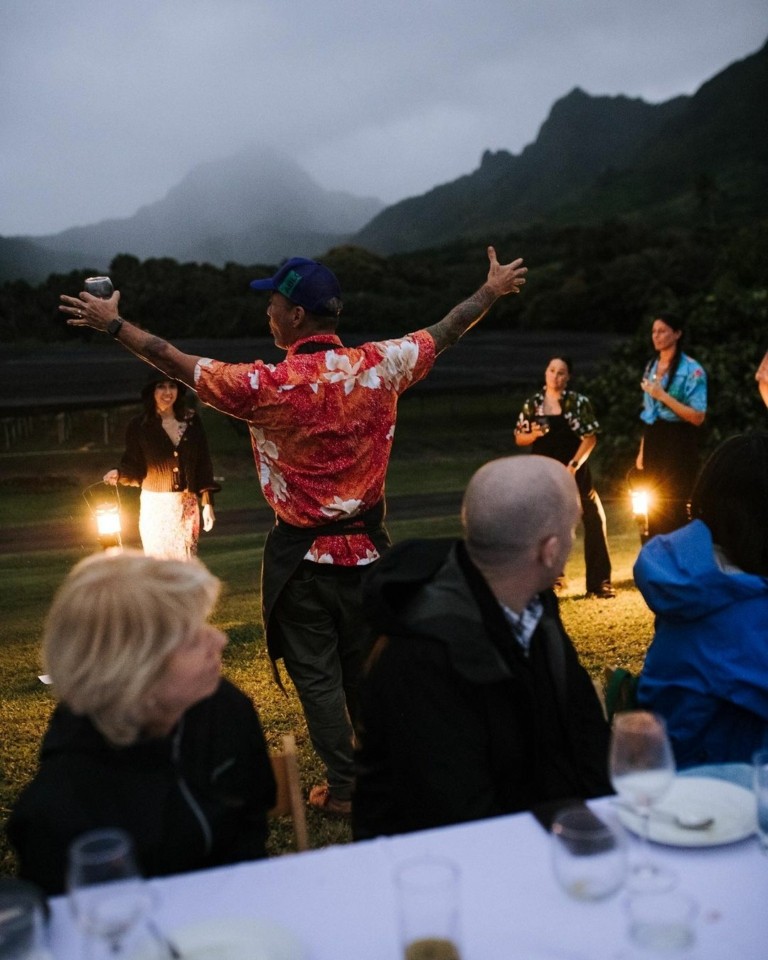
[462,456,580,574]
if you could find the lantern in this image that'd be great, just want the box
[94,502,122,549]
[84,482,123,551]
[627,470,651,543]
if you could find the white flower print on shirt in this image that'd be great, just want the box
[374,339,420,391]
[356,549,380,566]
[250,426,288,501]
[320,496,363,519]
[322,352,364,394]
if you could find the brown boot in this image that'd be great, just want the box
[308,783,352,819]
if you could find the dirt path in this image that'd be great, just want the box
[0,492,464,555]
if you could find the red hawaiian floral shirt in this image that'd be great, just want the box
[195,331,435,564]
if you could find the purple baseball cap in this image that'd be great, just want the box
[250,257,343,317]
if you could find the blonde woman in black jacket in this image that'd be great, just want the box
[7,551,276,895]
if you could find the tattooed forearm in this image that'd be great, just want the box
[139,334,175,365]
[113,322,201,386]
[425,285,498,355]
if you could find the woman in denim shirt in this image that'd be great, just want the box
[636,313,707,538]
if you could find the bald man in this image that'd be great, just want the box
[353,455,611,839]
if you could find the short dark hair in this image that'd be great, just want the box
[546,355,573,374]
[689,432,768,575]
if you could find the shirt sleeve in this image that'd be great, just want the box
[117,419,147,485]
[567,392,601,436]
[516,395,536,433]
[394,330,437,391]
[195,358,267,422]
[681,361,707,412]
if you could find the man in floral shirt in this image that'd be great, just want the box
[61,247,527,818]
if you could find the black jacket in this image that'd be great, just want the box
[118,411,220,505]
[7,680,276,895]
[353,539,611,839]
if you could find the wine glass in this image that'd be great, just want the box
[67,828,152,957]
[609,710,676,892]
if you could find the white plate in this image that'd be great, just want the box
[132,918,305,960]
[616,776,756,847]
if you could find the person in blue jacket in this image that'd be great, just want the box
[635,432,768,767]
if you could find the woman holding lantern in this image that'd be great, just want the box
[636,312,707,538]
[105,372,220,560]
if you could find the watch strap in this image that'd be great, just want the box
[106,316,124,337]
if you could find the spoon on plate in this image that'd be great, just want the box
[616,802,715,831]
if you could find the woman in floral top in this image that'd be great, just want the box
[515,356,614,599]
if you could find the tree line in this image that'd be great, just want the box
[1,218,766,479]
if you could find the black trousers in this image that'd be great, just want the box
[575,465,612,592]
[642,420,700,538]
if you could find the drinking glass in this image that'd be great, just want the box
[67,829,152,957]
[753,748,768,853]
[551,805,626,901]
[626,890,698,953]
[394,857,462,960]
[0,886,44,959]
[609,710,676,892]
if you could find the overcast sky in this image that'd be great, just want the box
[1,0,766,237]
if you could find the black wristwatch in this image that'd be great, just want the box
[569,460,579,470]
[106,316,124,338]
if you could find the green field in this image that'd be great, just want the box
[0,393,653,872]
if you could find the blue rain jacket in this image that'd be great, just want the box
[635,520,768,766]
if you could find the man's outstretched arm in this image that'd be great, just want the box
[424,246,527,355]
[60,290,201,386]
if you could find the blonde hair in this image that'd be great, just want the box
[43,550,220,746]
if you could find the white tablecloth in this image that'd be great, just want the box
[47,798,767,959]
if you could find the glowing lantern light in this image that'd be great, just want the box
[627,472,652,542]
[84,481,123,551]
[94,502,122,549]
[630,488,650,518]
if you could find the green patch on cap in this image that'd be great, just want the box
[277,269,302,299]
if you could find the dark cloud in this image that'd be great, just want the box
[1,0,765,235]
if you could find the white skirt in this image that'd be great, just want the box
[139,490,200,561]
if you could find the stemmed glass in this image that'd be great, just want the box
[67,829,152,957]
[609,710,676,892]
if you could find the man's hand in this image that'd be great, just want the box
[485,246,527,297]
[425,247,528,354]
[59,287,201,385]
[60,290,121,333]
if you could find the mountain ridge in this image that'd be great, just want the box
[354,38,767,252]
[2,38,766,282]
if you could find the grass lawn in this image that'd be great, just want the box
[0,392,654,873]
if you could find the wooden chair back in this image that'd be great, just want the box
[269,733,309,852]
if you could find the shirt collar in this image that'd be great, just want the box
[287,333,343,356]
[500,596,544,656]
